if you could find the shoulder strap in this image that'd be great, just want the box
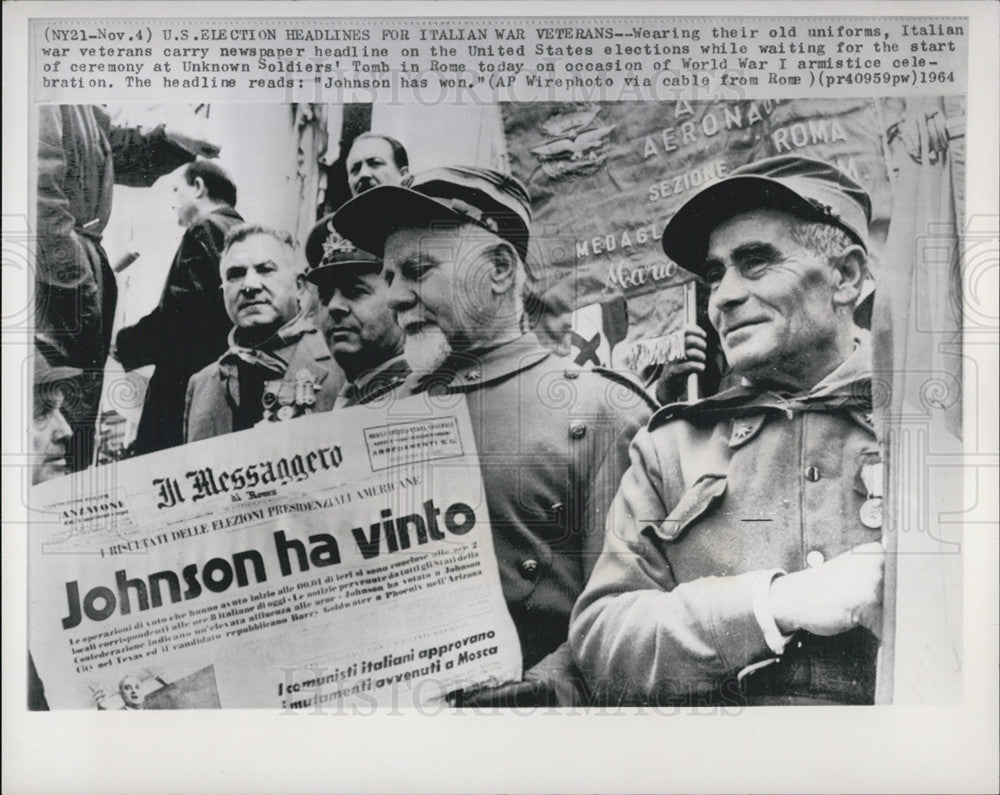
[591,366,658,412]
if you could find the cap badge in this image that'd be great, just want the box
[444,198,499,233]
[859,461,883,529]
[321,229,358,261]
[806,199,841,221]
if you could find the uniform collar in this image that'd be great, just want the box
[219,312,322,377]
[353,354,410,392]
[207,205,242,223]
[652,335,872,429]
[801,332,871,399]
[411,333,551,391]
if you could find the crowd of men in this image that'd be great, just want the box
[33,114,884,706]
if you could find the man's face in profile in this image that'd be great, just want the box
[32,387,73,485]
[171,174,201,227]
[346,137,407,196]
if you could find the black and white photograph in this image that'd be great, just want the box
[3,2,997,793]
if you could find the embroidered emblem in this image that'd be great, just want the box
[732,420,756,442]
[321,229,358,262]
[859,461,883,529]
[728,415,766,447]
[860,498,883,529]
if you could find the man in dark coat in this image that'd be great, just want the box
[115,161,243,455]
[28,337,84,710]
[35,104,218,470]
[184,224,344,442]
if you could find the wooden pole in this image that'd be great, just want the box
[684,280,699,402]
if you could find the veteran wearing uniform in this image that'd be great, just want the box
[333,167,655,705]
[304,218,409,407]
[570,156,885,706]
[184,224,344,441]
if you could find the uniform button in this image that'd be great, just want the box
[806,550,825,568]
[569,422,586,439]
[563,369,579,379]
[520,559,539,577]
[804,466,821,482]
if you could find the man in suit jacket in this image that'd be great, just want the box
[115,161,243,455]
[184,224,344,442]
[35,104,213,470]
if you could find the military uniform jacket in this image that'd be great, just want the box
[184,316,345,443]
[402,334,655,670]
[334,355,411,408]
[116,206,244,455]
[570,342,881,705]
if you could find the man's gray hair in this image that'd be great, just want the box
[223,224,304,272]
[225,223,298,251]
[789,219,871,317]
[789,220,858,263]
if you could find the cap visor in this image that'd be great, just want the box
[662,176,819,277]
[305,258,383,286]
[332,185,472,259]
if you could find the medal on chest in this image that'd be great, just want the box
[859,461,884,529]
[261,369,320,423]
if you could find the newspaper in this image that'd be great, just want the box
[29,395,521,709]
[3,2,998,793]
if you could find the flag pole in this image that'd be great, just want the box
[684,280,699,402]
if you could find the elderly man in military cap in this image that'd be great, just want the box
[184,224,344,442]
[304,217,408,406]
[570,156,884,706]
[333,166,655,705]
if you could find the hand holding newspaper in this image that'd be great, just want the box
[29,396,521,710]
